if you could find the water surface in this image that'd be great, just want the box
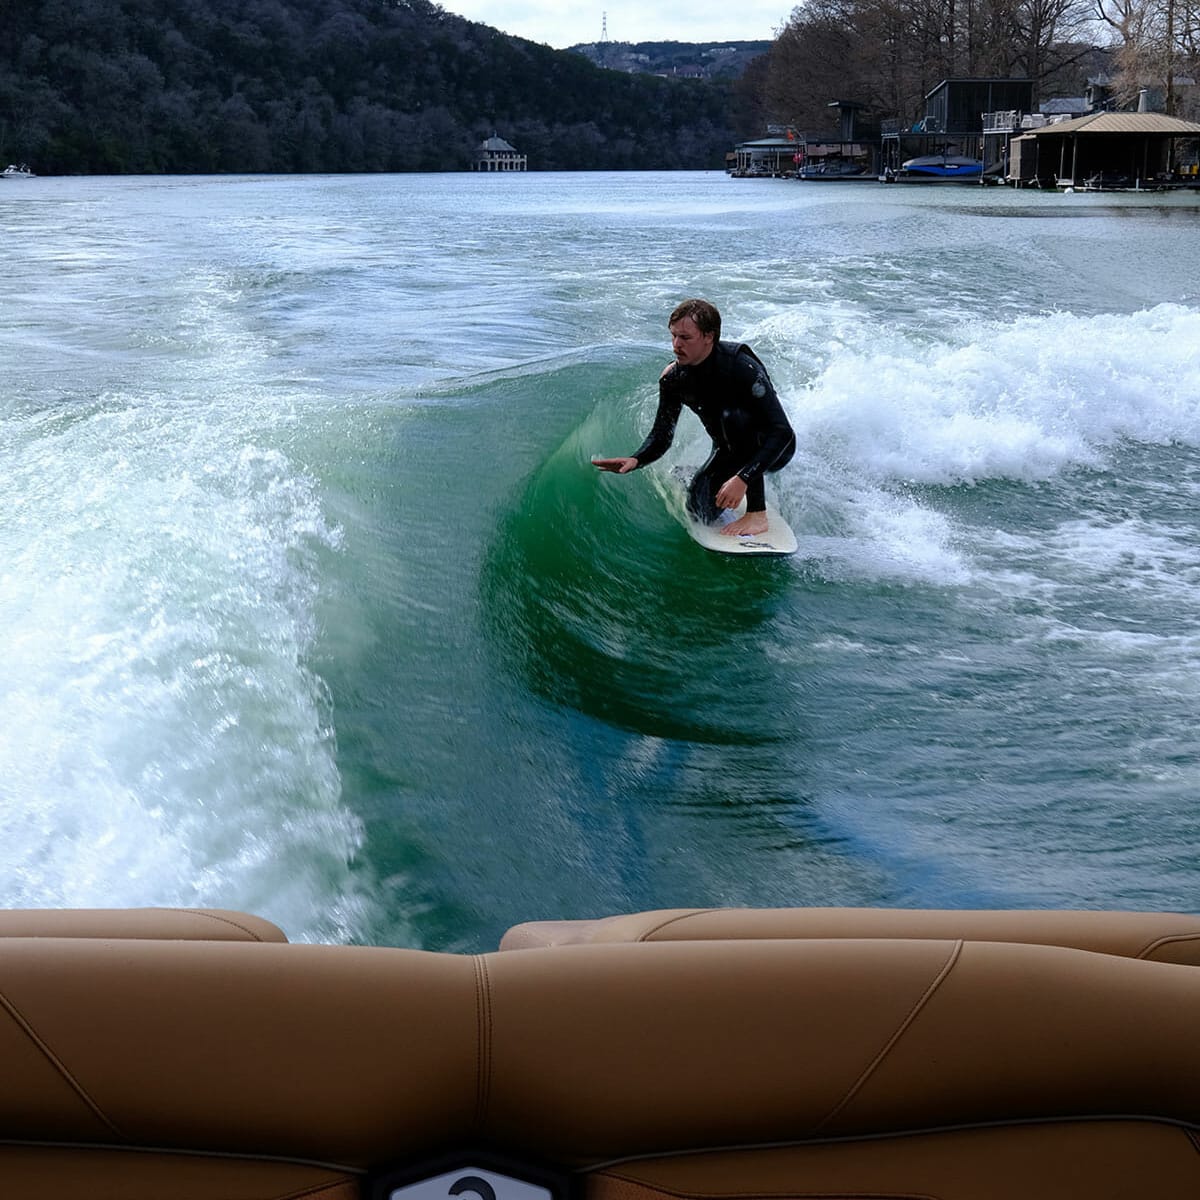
[3,172,1199,948]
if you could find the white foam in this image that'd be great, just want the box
[0,391,369,943]
[751,303,1200,585]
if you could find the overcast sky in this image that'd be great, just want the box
[436,0,793,49]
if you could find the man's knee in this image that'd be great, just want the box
[687,473,721,524]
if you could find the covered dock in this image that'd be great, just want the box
[731,131,800,177]
[881,78,1033,181]
[1007,112,1200,189]
[797,100,878,179]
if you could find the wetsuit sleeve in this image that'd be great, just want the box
[628,373,684,468]
[730,350,795,483]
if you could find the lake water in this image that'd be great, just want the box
[2,171,1199,950]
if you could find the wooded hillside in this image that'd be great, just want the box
[0,0,742,173]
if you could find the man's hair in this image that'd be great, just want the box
[669,298,721,341]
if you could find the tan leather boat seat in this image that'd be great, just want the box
[0,906,288,942]
[0,931,1198,1197]
[499,904,1200,963]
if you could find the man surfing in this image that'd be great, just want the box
[592,298,795,537]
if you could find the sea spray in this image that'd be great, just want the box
[0,391,369,942]
[741,303,1200,586]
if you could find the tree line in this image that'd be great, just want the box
[4,0,1192,175]
[0,0,740,173]
[741,0,1199,135]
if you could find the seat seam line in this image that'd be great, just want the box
[813,939,964,1134]
[638,910,722,942]
[0,985,125,1137]
[473,954,493,1136]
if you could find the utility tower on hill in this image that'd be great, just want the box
[598,12,610,66]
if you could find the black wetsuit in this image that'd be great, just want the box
[629,340,796,524]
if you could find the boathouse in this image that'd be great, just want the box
[882,78,1034,179]
[731,128,799,177]
[1007,112,1200,189]
[474,133,527,172]
[797,101,878,179]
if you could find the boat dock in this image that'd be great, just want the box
[731,78,1200,191]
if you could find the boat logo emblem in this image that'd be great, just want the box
[368,1153,572,1200]
[449,1178,497,1200]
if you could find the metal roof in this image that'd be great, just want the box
[1020,112,1200,136]
[1040,97,1087,115]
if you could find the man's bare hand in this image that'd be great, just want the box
[592,457,638,474]
[715,475,747,510]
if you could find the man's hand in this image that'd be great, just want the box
[592,457,638,474]
[716,475,747,510]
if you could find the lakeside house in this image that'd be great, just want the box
[474,133,527,172]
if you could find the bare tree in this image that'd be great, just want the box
[766,0,1094,129]
[1012,0,1094,93]
[1093,0,1200,112]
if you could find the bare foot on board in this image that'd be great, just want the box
[721,511,769,537]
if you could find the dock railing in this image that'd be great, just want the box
[982,110,1021,133]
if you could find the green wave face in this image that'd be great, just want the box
[482,400,799,747]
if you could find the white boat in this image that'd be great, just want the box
[3,902,1200,1198]
[1,163,35,179]
[798,159,872,180]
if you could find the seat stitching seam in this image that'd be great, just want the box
[813,939,963,1134]
[637,910,723,942]
[0,984,125,1136]
[597,1177,932,1200]
[473,954,493,1136]
[168,908,274,942]
[1135,932,1200,960]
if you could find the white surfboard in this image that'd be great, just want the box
[685,500,798,556]
[669,466,797,556]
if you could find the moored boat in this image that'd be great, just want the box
[1,162,35,179]
[901,153,983,178]
[798,158,872,180]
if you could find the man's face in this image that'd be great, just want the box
[670,317,715,367]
